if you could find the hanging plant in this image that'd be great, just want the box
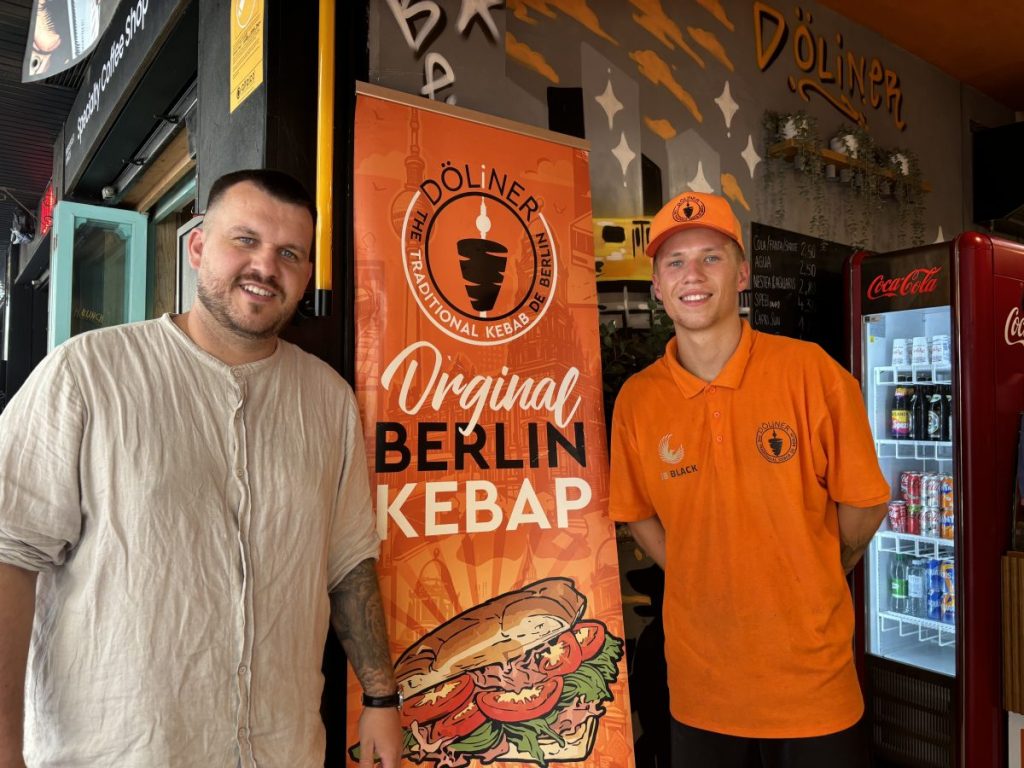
[845,127,884,249]
[884,147,926,245]
[761,110,827,238]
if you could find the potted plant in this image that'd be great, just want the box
[829,123,860,157]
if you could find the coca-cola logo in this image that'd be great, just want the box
[866,267,942,300]
[1004,306,1024,347]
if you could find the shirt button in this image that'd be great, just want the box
[238,665,247,676]
[238,727,248,739]
[707,386,716,394]
[232,369,243,379]
[713,411,721,418]
[235,467,244,478]
[716,435,724,443]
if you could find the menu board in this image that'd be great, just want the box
[748,223,853,366]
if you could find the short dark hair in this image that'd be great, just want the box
[206,169,317,222]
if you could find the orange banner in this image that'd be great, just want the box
[348,83,633,767]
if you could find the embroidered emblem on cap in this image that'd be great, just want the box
[672,195,706,223]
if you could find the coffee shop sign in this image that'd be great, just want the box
[66,0,151,162]
[754,1,907,131]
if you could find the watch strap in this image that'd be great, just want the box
[362,691,401,708]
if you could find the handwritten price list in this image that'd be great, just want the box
[748,223,853,366]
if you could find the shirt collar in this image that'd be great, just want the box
[660,320,756,398]
[160,313,284,378]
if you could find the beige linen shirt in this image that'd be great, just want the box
[0,315,380,768]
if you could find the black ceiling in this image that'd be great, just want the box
[0,0,77,252]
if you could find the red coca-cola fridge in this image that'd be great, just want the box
[848,232,1024,768]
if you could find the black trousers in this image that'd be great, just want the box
[670,717,870,768]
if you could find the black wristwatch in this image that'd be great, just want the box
[362,691,403,708]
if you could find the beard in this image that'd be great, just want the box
[196,270,294,341]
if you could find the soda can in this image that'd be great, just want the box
[887,500,907,533]
[941,560,955,595]
[906,505,922,535]
[941,592,955,625]
[901,471,922,505]
[921,506,941,538]
[940,475,954,512]
[941,508,954,540]
[927,558,943,587]
[891,338,909,367]
[923,473,942,508]
[927,587,943,621]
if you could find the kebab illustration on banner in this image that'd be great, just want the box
[349,578,624,766]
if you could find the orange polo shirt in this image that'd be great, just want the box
[609,322,889,738]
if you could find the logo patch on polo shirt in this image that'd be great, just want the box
[756,421,798,464]
[657,434,698,480]
[658,434,684,464]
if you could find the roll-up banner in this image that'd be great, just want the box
[348,82,634,767]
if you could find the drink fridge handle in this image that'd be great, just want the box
[1012,412,1024,551]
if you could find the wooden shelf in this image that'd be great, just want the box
[768,139,932,193]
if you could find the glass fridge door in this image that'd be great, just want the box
[862,307,956,677]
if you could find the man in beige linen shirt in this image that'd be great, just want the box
[0,170,401,767]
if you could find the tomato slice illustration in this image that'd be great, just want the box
[401,673,476,728]
[476,677,564,723]
[433,697,487,741]
[573,621,607,661]
[539,631,583,676]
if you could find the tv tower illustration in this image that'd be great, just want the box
[457,165,508,318]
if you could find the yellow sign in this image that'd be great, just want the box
[594,218,652,282]
[230,0,264,113]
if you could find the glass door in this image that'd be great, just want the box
[50,202,148,350]
[862,306,956,676]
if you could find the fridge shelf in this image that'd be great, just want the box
[878,611,956,646]
[875,440,953,460]
[874,365,952,385]
[876,531,954,557]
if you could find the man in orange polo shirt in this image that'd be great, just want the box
[609,191,889,767]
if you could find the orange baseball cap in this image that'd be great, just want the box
[646,191,744,258]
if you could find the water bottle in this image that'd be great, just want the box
[889,555,908,613]
[907,558,926,617]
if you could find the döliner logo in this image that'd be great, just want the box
[1004,306,1024,348]
[866,267,941,300]
[402,161,557,346]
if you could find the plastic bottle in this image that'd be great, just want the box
[889,554,908,613]
[907,558,926,617]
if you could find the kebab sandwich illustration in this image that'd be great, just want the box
[350,577,624,766]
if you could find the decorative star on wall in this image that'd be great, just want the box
[687,161,714,193]
[741,135,761,179]
[611,131,636,185]
[595,76,624,130]
[714,80,738,136]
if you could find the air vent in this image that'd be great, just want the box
[868,661,954,768]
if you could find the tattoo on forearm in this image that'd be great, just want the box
[331,558,396,695]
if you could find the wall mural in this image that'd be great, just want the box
[370,0,978,255]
